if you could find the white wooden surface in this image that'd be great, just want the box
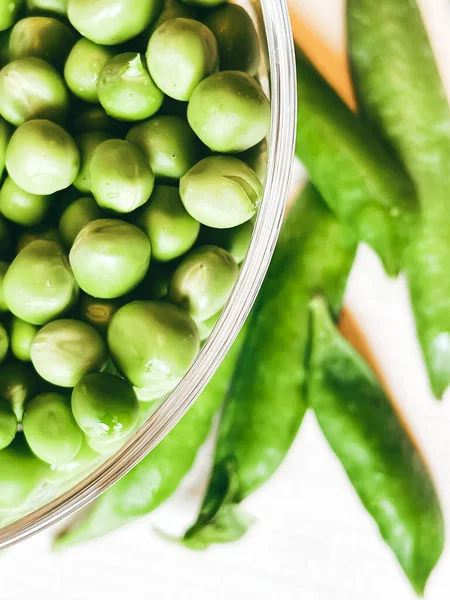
[2,1,450,598]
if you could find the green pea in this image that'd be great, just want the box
[68,0,163,45]
[0,177,53,227]
[0,0,24,32]
[0,398,17,450]
[180,156,262,228]
[26,0,68,17]
[169,245,238,322]
[69,219,151,299]
[204,4,259,75]
[0,58,69,126]
[6,120,80,195]
[0,116,10,177]
[200,221,253,264]
[9,17,77,68]
[10,317,39,361]
[0,433,48,511]
[4,240,78,325]
[74,132,111,193]
[73,106,116,135]
[90,139,155,213]
[108,300,199,390]
[188,71,270,153]
[0,322,9,364]
[79,294,124,336]
[147,18,218,101]
[0,260,9,312]
[16,226,63,253]
[23,392,83,464]
[30,319,107,387]
[59,196,103,250]
[64,38,115,104]
[136,185,199,262]
[197,310,220,341]
[126,115,202,180]
[0,361,40,420]
[72,372,139,450]
[98,53,164,122]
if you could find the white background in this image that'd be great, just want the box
[2,1,450,598]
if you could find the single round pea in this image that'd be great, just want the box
[90,139,155,213]
[73,106,116,134]
[59,196,103,249]
[79,294,124,336]
[169,245,238,321]
[0,58,69,126]
[188,71,270,153]
[108,300,199,390]
[70,219,151,298]
[136,185,199,262]
[0,177,53,226]
[0,398,17,450]
[0,323,9,365]
[0,260,9,312]
[204,4,260,75]
[98,53,164,122]
[6,120,80,195]
[9,17,77,68]
[0,433,47,511]
[26,0,68,17]
[30,318,107,387]
[0,362,40,420]
[16,226,63,253]
[126,115,202,180]
[147,18,218,101]
[64,38,115,104]
[68,0,163,45]
[23,393,83,464]
[0,116,10,177]
[74,131,111,193]
[4,240,79,325]
[0,0,24,32]
[10,317,39,361]
[72,372,139,449]
[180,156,262,228]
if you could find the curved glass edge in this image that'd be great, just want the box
[0,0,297,549]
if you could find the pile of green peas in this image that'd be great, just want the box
[0,0,270,513]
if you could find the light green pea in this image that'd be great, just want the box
[74,131,111,193]
[126,115,202,180]
[64,38,115,103]
[147,18,218,101]
[0,177,53,226]
[4,240,79,326]
[10,317,39,361]
[108,300,199,390]
[69,219,151,299]
[30,318,107,387]
[0,398,17,450]
[180,156,262,228]
[6,120,80,195]
[0,0,24,32]
[26,0,69,17]
[59,196,103,249]
[0,260,9,312]
[90,139,155,213]
[188,71,270,153]
[136,185,199,262]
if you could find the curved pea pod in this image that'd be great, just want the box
[308,297,444,595]
[347,0,450,398]
[53,329,245,548]
[183,184,356,549]
[295,45,417,277]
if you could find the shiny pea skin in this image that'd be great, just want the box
[204,4,260,75]
[6,120,80,195]
[126,115,202,180]
[108,300,199,390]
[72,372,139,449]
[98,53,164,122]
[4,240,79,325]
[0,0,24,32]
[0,177,53,227]
[0,361,40,421]
[59,196,103,249]
[74,132,111,193]
[10,317,39,361]
[69,219,151,299]
[188,71,270,153]
[147,18,218,101]
[180,156,262,228]
[136,185,200,262]
[30,319,107,387]
[64,38,115,104]
[0,58,69,126]
[0,398,17,450]
[0,260,9,312]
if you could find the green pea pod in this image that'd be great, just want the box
[53,329,245,549]
[295,45,417,277]
[308,297,444,596]
[183,184,356,549]
[347,0,450,398]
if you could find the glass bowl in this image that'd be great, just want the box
[0,0,297,549]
